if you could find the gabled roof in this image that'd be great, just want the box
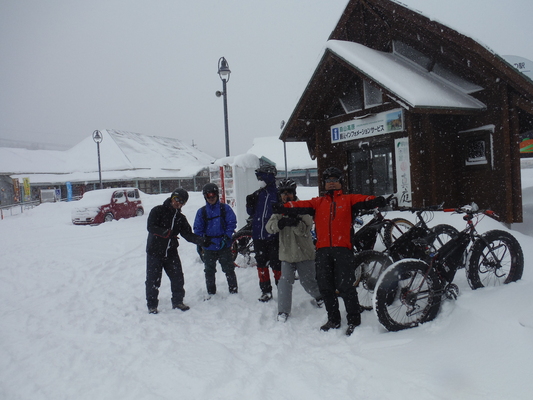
[1,129,215,184]
[281,0,533,145]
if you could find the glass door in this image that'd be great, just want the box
[349,145,393,195]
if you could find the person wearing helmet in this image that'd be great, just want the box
[145,188,211,314]
[266,179,323,322]
[194,183,238,298]
[246,164,281,302]
[278,167,386,336]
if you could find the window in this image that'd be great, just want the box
[339,81,362,113]
[364,80,383,108]
[113,191,127,203]
[393,41,431,70]
[466,138,488,165]
[459,128,493,168]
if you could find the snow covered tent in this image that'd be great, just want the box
[280,0,533,224]
[246,136,318,186]
[0,129,214,202]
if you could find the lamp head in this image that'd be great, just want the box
[218,57,231,81]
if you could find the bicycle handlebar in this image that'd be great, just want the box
[443,207,499,220]
[397,204,444,213]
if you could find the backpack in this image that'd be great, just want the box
[201,203,227,238]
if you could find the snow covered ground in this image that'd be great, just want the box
[2,175,533,400]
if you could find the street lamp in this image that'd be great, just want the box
[92,130,103,189]
[216,57,231,157]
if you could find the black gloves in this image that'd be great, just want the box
[370,196,387,208]
[278,217,299,230]
[272,203,286,214]
[352,196,387,211]
[200,237,213,248]
[246,193,258,209]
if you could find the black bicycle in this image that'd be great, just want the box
[373,203,524,331]
[354,206,459,310]
[351,206,415,253]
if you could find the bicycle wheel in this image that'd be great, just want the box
[354,250,393,310]
[430,224,459,251]
[231,231,256,268]
[382,218,415,249]
[373,259,442,331]
[466,230,524,289]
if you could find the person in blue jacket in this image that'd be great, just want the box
[246,164,281,302]
[194,183,238,297]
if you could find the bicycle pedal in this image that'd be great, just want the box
[444,283,459,300]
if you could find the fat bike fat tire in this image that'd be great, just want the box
[373,259,442,331]
[353,250,393,310]
[466,229,524,289]
[430,224,459,251]
[382,218,415,249]
[231,231,256,268]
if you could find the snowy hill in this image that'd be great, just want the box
[1,179,532,399]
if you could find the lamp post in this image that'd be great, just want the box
[92,130,103,189]
[216,57,231,157]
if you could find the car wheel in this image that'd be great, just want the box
[104,213,114,222]
[136,208,144,216]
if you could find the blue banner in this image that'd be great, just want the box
[66,182,72,202]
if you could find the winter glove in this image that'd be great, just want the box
[246,193,258,209]
[278,217,299,229]
[272,203,286,214]
[352,196,387,211]
[200,237,213,248]
[367,196,387,208]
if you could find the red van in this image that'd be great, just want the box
[71,188,144,225]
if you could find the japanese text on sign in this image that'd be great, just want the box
[331,109,404,144]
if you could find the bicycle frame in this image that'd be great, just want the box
[352,209,391,251]
[404,207,493,292]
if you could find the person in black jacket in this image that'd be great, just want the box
[145,188,210,314]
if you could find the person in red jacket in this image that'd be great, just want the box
[281,167,385,336]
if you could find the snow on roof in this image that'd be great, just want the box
[212,153,261,170]
[1,129,215,184]
[246,136,316,171]
[326,40,487,110]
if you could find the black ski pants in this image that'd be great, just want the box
[315,247,361,326]
[146,254,185,310]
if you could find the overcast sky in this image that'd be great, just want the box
[1,0,532,158]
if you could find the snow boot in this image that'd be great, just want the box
[173,303,190,312]
[277,312,289,322]
[258,292,273,302]
[320,320,341,332]
[345,324,357,336]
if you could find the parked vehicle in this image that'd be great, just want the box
[71,188,144,225]
[373,203,524,331]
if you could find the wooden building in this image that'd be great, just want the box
[280,0,533,223]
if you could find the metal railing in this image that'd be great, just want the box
[0,200,40,219]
